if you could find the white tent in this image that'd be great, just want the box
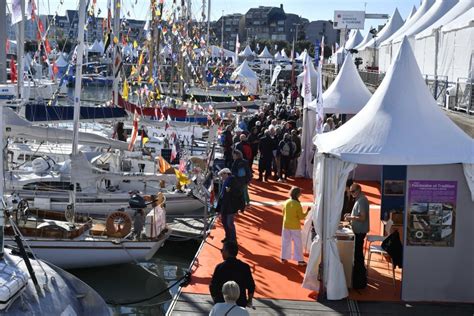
[230,60,259,95]
[344,30,363,50]
[437,8,474,81]
[390,0,458,64]
[281,49,289,59]
[302,37,474,300]
[357,8,404,67]
[379,0,435,72]
[297,53,318,96]
[274,51,282,60]
[238,45,254,57]
[88,40,103,54]
[311,53,372,114]
[195,45,235,60]
[331,46,346,66]
[55,54,69,68]
[258,46,273,59]
[296,50,313,62]
[354,31,372,51]
[414,1,474,79]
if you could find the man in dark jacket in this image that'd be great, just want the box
[210,241,255,308]
[278,133,295,181]
[258,130,275,181]
[231,150,252,208]
[216,168,242,242]
[222,126,234,168]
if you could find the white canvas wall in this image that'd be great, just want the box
[403,164,474,302]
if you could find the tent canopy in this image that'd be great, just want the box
[345,30,363,50]
[231,60,258,94]
[55,54,69,68]
[391,0,458,44]
[415,0,472,40]
[354,31,373,51]
[297,52,318,96]
[315,37,474,165]
[359,8,404,50]
[311,53,371,114]
[296,50,313,62]
[88,40,103,54]
[238,45,254,57]
[258,46,273,59]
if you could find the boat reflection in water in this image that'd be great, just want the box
[69,239,200,315]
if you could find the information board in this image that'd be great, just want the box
[333,10,365,29]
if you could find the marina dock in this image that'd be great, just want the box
[167,174,390,314]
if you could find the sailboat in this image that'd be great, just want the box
[2,0,171,269]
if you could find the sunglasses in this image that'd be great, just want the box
[350,190,358,193]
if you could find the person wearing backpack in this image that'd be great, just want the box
[234,134,254,169]
[278,133,294,182]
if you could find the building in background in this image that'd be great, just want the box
[213,13,242,51]
[240,5,287,43]
[304,20,339,46]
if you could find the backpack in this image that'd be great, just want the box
[280,142,291,156]
[241,143,253,161]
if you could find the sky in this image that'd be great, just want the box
[13,0,421,32]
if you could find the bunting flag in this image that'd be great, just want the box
[122,79,129,100]
[128,110,139,151]
[11,0,22,25]
[10,57,17,83]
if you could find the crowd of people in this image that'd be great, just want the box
[207,87,359,315]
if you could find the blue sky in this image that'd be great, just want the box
[22,0,421,31]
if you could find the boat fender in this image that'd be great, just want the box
[105,211,132,238]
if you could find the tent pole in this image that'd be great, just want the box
[317,153,327,300]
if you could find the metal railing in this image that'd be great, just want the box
[454,78,473,114]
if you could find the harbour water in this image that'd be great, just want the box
[69,239,200,315]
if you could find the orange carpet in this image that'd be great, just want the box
[182,173,386,301]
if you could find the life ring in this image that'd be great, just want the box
[105,211,132,238]
[415,230,424,239]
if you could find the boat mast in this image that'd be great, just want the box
[71,0,87,213]
[0,0,6,83]
[112,0,120,105]
[206,0,210,47]
[16,0,25,99]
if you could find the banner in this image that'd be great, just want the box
[11,0,22,25]
[315,63,324,133]
[270,65,282,86]
[314,39,320,67]
[302,55,312,107]
[407,180,457,247]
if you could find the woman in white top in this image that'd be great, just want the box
[209,281,249,316]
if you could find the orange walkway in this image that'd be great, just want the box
[183,175,388,302]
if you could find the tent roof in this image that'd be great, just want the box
[441,6,474,32]
[417,1,473,39]
[88,40,103,53]
[407,5,418,21]
[238,45,254,57]
[296,50,313,62]
[354,31,373,50]
[311,53,371,114]
[314,37,474,165]
[281,49,289,59]
[392,0,458,44]
[258,46,273,58]
[380,0,435,47]
[345,30,363,49]
[231,59,258,80]
[359,8,404,50]
[55,54,68,67]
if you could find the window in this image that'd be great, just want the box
[277,20,284,25]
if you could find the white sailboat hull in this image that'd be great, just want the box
[5,231,170,269]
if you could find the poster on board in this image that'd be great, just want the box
[407,180,457,247]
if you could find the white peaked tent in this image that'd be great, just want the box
[231,60,259,94]
[281,49,289,59]
[357,8,404,66]
[331,46,346,66]
[302,37,474,300]
[311,53,372,114]
[258,46,273,59]
[437,8,474,80]
[390,0,458,63]
[238,45,254,57]
[274,51,282,60]
[354,31,372,51]
[344,30,363,50]
[379,0,435,72]
[88,40,103,54]
[296,50,312,62]
[55,54,69,68]
[359,8,404,50]
[297,53,318,95]
[415,0,474,79]
[406,5,418,22]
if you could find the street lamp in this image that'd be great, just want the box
[369,27,378,70]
